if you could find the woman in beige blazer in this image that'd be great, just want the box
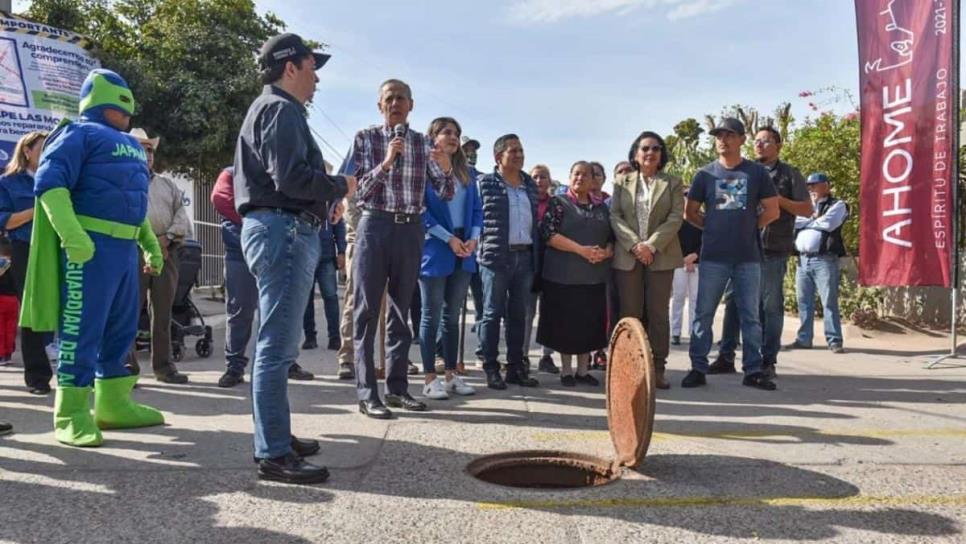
[610,131,684,389]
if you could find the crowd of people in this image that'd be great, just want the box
[0,33,850,485]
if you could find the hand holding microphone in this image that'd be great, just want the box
[381,124,406,172]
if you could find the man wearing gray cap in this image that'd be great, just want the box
[682,118,779,391]
[789,172,848,353]
[234,33,356,484]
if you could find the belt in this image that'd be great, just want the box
[247,207,321,227]
[799,252,831,257]
[362,209,421,224]
[76,215,140,240]
[509,244,532,252]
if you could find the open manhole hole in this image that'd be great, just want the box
[467,318,656,489]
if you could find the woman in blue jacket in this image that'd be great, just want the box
[419,117,482,400]
[0,130,52,395]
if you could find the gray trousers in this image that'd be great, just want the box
[352,215,423,400]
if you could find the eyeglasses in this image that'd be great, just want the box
[638,145,662,153]
[753,139,776,146]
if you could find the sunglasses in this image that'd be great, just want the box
[753,139,776,146]
[638,145,662,153]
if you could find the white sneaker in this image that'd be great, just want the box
[445,375,476,396]
[422,377,449,400]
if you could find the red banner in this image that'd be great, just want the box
[856,0,956,287]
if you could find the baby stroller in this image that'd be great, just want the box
[170,239,213,361]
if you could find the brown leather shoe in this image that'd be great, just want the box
[655,371,670,390]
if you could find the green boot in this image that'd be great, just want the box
[54,386,103,447]
[94,375,164,430]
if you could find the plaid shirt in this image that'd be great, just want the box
[345,124,454,214]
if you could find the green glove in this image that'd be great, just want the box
[39,188,94,264]
[137,217,163,276]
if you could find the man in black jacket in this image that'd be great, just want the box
[234,33,355,485]
[477,134,540,389]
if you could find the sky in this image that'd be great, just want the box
[9,0,958,186]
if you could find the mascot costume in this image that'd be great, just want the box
[20,69,166,447]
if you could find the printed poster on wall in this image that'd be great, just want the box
[0,13,99,167]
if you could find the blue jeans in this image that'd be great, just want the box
[689,261,763,374]
[479,251,533,373]
[241,209,320,459]
[303,258,340,342]
[418,269,472,373]
[718,254,788,365]
[223,222,257,374]
[796,255,843,346]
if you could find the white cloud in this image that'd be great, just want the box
[507,0,739,24]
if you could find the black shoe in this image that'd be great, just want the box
[707,356,736,375]
[327,337,341,350]
[537,355,560,374]
[218,370,245,388]
[257,452,329,485]
[27,384,51,395]
[591,350,607,370]
[829,343,845,354]
[574,373,599,386]
[359,399,393,419]
[288,363,315,381]
[385,392,428,412]
[291,435,320,457]
[0,420,12,436]
[337,363,355,380]
[762,363,777,380]
[301,337,318,350]
[505,369,539,387]
[681,370,707,388]
[485,370,507,390]
[156,371,189,384]
[560,375,576,387]
[671,336,681,346]
[407,362,420,375]
[784,340,812,351]
[743,372,777,391]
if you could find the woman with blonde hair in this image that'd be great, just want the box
[0,130,53,394]
[418,117,482,400]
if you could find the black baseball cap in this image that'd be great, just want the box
[709,117,746,136]
[259,33,330,71]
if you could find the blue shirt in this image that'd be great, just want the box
[427,180,481,242]
[507,182,533,245]
[0,171,37,242]
[688,159,776,263]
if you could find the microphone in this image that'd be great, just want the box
[393,123,406,167]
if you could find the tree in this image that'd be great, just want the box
[23,0,285,179]
[664,117,715,183]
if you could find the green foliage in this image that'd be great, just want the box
[781,113,861,252]
[23,0,284,179]
[664,117,715,184]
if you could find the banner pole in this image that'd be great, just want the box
[927,0,964,369]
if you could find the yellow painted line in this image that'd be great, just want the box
[479,493,966,510]
[532,428,966,442]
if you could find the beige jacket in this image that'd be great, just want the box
[609,171,684,271]
[146,173,193,241]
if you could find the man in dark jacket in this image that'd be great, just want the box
[234,33,354,485]
[477,134,540,390]
[302,216,347,351]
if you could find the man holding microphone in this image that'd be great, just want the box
[346,79,454,419]
[234,33,355,485]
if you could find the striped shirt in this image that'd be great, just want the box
[344,124,454,215]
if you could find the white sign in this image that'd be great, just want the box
[0,15,99,166]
